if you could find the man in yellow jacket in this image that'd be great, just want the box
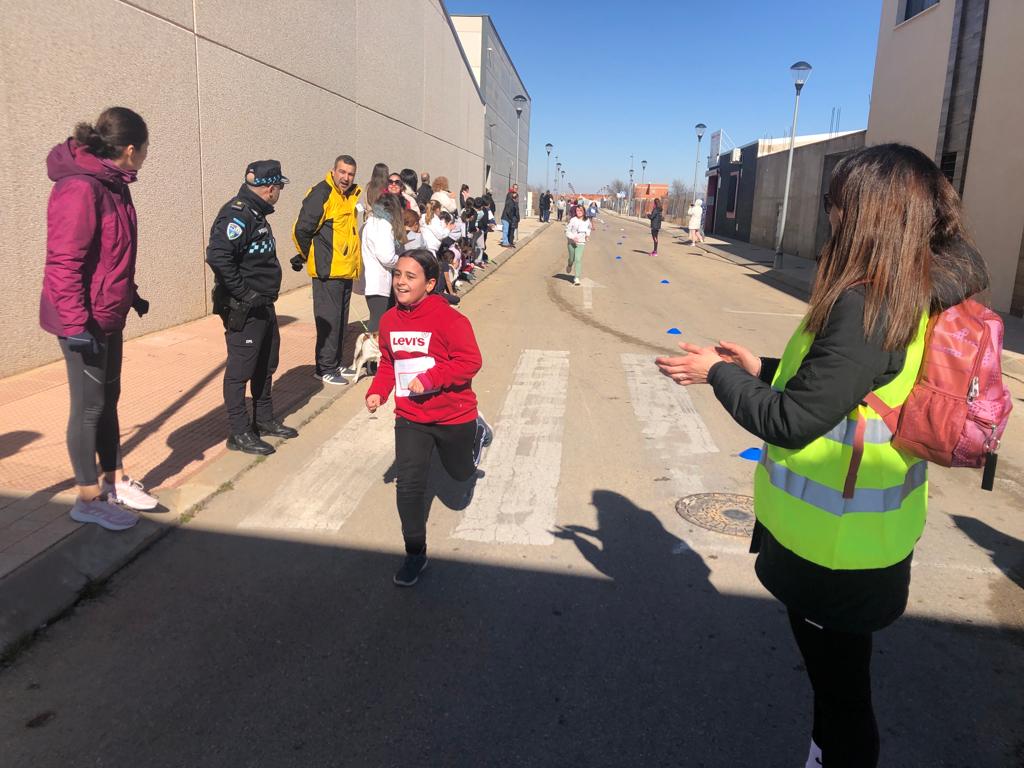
[291,155,363,385]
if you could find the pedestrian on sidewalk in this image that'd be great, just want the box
[565,204,592,286]
[40,107,159,530]
[416,172,433,209]
[686,199,705,245]
[539,190,552,222]
[365,249,492,587]
[292,155,363,385]
[556,196,566,222]
[206,160,299,456]
[655,143,990,768]
[500,187,520,247]
[647,197,663,255]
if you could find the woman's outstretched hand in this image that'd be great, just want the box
[714,341,762,377]
[655,342,725,386]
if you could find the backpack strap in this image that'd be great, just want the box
[843,410,868,500]
[863,392,901,434]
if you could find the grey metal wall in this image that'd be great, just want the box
[1,0,485,376]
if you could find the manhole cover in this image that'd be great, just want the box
[675,493,756,537]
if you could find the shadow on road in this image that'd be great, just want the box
[951,514,1024,591]
[0,489,1021,767]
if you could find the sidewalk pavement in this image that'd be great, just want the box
[608,209,1024,382]
[0,217,547,656]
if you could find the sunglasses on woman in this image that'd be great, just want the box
[387,178,402,186]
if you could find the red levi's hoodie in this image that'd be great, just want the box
[367,294,481,425]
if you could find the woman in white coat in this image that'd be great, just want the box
[686,199,705,245]
[564,204,592,286]
[351,192,406,382]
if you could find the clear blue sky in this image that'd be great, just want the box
[446,0,883,194]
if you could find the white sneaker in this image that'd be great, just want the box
[573,277,580,286]
[103,476,158,511]
[70,497,139,531]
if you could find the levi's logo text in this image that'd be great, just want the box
[390,332,432,353]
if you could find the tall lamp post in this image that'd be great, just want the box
[692,123,706,214]
[545,143,553,192]
[774,61,812,268]
[640,160,648,216]
[555,161,561,196]
[513,95,527,190]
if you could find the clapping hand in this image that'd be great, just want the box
[714,341,761,376]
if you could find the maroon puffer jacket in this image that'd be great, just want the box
[39,139,139,337]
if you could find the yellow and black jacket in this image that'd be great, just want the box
[292,174,362,280]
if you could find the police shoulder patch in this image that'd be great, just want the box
[226,222,243,240]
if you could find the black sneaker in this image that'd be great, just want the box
[254,419,299,439]
[473,413,494,468]
[226,430,275,455]
[393,553,428,587]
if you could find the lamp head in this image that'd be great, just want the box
[790,61,812,89]
[695,123,707,140]
[545,143,553,154]
[641,159,647,170]
[513,94,527,117]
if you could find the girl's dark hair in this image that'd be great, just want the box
[73,107,148,159]
[400,168,418,190]
[440,211,453,223]
[473,197,486,207]
[364,162,390,208]
[397,248,440,283]
[653,197,662,209]
[809,143,985,350]
[460,184,470,193]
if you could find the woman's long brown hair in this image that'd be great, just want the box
[807,143,975,351]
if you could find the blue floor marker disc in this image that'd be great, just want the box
[615,256,622,260]
[660,279,670,284]
[739,447,763,461]
[666,328,682,335]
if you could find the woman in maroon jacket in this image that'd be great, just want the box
[366,249,493,586]
[40,107,158,531]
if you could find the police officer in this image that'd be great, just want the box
[206,160,299,455]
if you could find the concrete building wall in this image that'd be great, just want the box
[0,0,485,376]
[750,132,867,259]
[866,0,954,150]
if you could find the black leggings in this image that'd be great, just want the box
[366,295,390,333]
[652,229,660,251]
[788,611,879,767]
[394,417,477,554]
[59,330,124,486]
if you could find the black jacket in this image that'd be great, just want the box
[539,192,552,210]
[416,183,432,208]
[501,194,520,224]
[648,206,663,231]
[205,185,281,302]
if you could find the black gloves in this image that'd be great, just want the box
[290,254,306,272]
[242,289,270,308]
[132,295,150,317]
[66,331,99,355]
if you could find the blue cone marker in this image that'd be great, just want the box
[615,256,622,260]
[666,328,682,335]
[739,447,763,461]
[660,279,670,284]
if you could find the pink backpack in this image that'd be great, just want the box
[859,299,1012,491]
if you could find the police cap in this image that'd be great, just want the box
[245,160,289,187]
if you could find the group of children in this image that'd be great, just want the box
[413,196,497,297]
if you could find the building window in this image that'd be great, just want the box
[940,152,957,183]
[903,0,939,22]
[725,171,739,219]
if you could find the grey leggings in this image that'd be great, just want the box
[58,331,123,485]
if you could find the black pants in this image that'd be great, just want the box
[312,278,352,375]
[557,209,564,221]
[652,229,660,251]
[540,208,549,222]
[365,295,391,333]
[788,611,879,767]
[394,417,477,554]
[58,330,123,485]
[222,306,280,435]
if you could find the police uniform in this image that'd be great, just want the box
[205,160,296,453]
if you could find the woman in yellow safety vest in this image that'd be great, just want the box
[656,144,988,768]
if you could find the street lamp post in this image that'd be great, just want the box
[774,61,812,268]
[640,160,647,217]
[692,123,706,216]
[513,95,527,190]
[545,143,553,192]
[555,161,561,196]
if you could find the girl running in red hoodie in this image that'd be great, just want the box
[366,249,492,586]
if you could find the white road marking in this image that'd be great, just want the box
[579,277,604,311]
[723,307,804,318]
[453,349,570,545]
[621,353,719,497]
[238,401,395,531]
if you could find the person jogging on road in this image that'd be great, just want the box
[648,197,663,256]
[40,107,159,531]
[365,249,493,587]
[565,204,592,287]
[656,144,989,768]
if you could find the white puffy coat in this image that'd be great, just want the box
[687,201,704,230]
[357,215,400,297]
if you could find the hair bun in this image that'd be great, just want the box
[72,122,106,153]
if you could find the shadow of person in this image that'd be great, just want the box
[950,514,1024,590]
[550,273,575,284]
[554,489,712,589]
[380,454,484,513]
[0,430,42,460]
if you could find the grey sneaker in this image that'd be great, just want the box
[70,497,139,531]
[473,413,493,468]
[318,371,349,385]
[393,553,429,587]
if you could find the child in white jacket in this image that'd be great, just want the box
[564,204,592,286]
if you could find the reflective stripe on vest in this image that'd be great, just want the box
[754,313,930,570]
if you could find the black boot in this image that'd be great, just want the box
[254,419,299,439]
[227,430,275,455]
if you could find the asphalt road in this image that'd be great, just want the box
[2,215,1022,767]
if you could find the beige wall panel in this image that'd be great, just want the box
[459,151,484,196]
[354,107,423,180]
[355,0,425,130]
[0,0,203,375]
[961,0,1024,313]
[131,0,195,28]
[866,0,953,152]
[195,0,358,99]
[418,135,459,191]
[197,40,358,298]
